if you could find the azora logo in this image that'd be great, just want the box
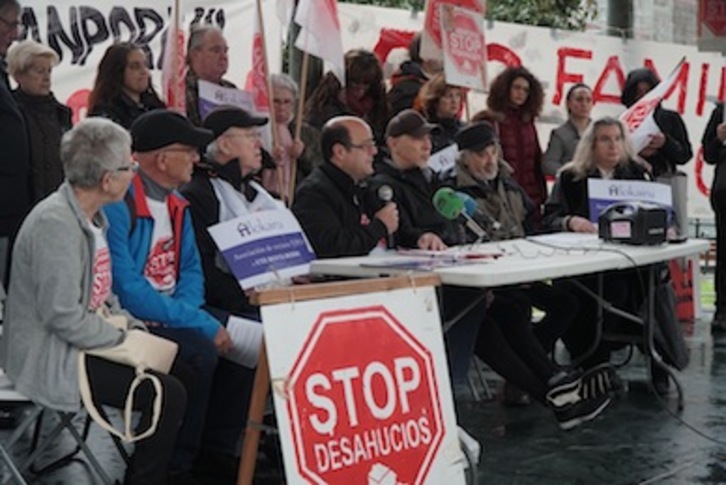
[236,217,284,238]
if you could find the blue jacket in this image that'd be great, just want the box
[104,174,221,340]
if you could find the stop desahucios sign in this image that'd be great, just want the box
[286,306,445,484]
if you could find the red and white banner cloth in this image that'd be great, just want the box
[161,0,186,113]
[620,58,686,154]
[294,0,345,84]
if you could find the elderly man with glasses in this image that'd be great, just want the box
[103,109,240,482]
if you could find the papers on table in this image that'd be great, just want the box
[224,315,263,368]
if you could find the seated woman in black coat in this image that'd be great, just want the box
[87,42,165,129]
[544,116,655,390]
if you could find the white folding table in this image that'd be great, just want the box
[311,234,711,409]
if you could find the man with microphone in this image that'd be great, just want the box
[292,116,398,258]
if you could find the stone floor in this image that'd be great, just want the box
[3,313,726,484]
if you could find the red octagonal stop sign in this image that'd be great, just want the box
[286,306,445,484]
[425,0,483,47]
[443,10,483,77]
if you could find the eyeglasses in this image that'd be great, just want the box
[226,131,262,141]
[115,161,139,173]
[347,140,377,151]
[162,147,200,157]
[0,16,20,30]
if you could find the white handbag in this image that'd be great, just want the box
[78,309,178,443]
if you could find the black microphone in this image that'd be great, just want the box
[377,184,396,249]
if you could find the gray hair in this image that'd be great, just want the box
[186,24,223,63]
[6,40,58,78]
[271,73,299,100]
[61,118,131,188]
[561,116,636,179]
[205,139,221,162]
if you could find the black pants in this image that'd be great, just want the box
[494,283,577,354]
[556,270,644,369]
[440,286,487,388]
[86,356,186,485]
[149,327,218,473]
[713,194,726,314]
[474,291,559,404]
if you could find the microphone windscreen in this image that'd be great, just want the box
[377,184,394,203]
[432,187,464,220]
[455,191,477,217]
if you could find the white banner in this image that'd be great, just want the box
[262,285,465,484]
[18,2,726,219]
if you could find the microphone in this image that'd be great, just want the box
[454,191,501,233]
[432,187,488,242]
[377,184,396,249]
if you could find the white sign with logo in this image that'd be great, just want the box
[440,5,487,91]
[587,178,673,222]
[207,208,315,289]
[197,80,256,120]
[263,285,465,484]
[428,144,459,173]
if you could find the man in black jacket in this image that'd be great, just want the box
[292,115,399,258]
[0,0,30,288]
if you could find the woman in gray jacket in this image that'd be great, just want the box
[1,118,186,485]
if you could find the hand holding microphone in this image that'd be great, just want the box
[375,184,399,248]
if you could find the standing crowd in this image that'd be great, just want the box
[0,1,724,483]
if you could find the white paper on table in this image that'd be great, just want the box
[224,315,264,368]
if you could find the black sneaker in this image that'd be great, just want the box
[580,363,624,398]
[552,391,611,431]
[546,371,612,431]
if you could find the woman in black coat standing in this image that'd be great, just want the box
[703,103,726,332]
[6,40,71,202]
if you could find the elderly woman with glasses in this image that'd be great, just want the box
[2,118,187,485]
[6,39,72,202]
[258,73,322,200]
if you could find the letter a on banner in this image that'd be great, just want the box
[162,0,186,113]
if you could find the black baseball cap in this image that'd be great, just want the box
[385,109,438,139]
[131,110,214,152]
[203,106,268,139]
[456,122,498,152]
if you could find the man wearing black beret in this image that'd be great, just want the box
[103,109,237,482]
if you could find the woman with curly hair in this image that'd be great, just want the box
[305,49,389,142]
[87,42,165,129]
[416,72,464,154]
[475,66,546,222]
